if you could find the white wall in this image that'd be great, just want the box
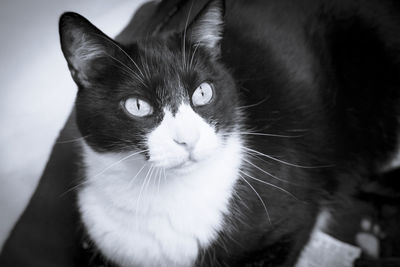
[0,0,147,249]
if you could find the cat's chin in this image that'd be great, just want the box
[167,159,199,174]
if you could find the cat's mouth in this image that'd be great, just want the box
[169,158,197,170]
[154,154,203,173]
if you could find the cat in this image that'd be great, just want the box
[59,0,400,266]
[60,1,247,266]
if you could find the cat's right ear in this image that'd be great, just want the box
[59,12,115,87]
[187,0,225,56]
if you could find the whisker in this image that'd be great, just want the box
[143,54,152,81]
[236,97,269,110]
[238,174,271,225]
[152,168,159,189]
[60,150,148,197]
[243,147,332,168]
[189,41,201,70]
[90,149,149,181]
[231,189,251,211]
[147,167,156,191]
[225,132,302,138]
[102,51,147,87]
[60,179,91,197]
[142,35,152,80]
[162,167,167,182]
[157,168,162,194]
[182,0,195,71]
[128,163,147,188]
[135,164,154,219]
[239,170,298,200]
[242,157,292,184]
[93,33,146,79]
[56,135,91,144]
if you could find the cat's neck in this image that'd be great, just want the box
[78,136,244,266]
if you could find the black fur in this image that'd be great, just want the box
[197,1,400,266]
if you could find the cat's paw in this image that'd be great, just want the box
[355,218,386,259]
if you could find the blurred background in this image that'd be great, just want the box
[0,0,147,250]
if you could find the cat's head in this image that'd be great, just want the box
[59,0,242,171]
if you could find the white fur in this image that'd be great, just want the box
[78,104,243,267]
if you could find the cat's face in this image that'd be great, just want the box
[60,1,240,171]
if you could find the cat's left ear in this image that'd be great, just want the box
[187,0,225,56]
[59,12,118,88]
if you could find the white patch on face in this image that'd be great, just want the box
[147,104,220,171]
[78,104,244,267]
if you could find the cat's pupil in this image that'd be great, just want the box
[136,99,140,110]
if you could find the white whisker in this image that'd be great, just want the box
[102,51,147,87]
[135,164,154,222]
[243,147,332,168]
[242,157,291,184]
[56,135,91,144]
[128,163,147,188]
[142,35,152,80]
[238,174,271,224]
[162,167,167,182]
[182,0,195,71]
[152,168,160,189]
[239,170,298,200]
[189,41,201,70]
[143,167,157,208]
[60,149,148,197]
[228,132,302,138]
[60,179,91,197]
[157,168,162,194]
[91,149,149,181]
[93,33,146,79]
[236,97,269,110]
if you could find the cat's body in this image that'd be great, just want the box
[58,0,400,266]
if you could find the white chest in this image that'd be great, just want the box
[78,138,242,267]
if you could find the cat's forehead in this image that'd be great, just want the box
[155,78,188,114]
[124,37,206,113]
[135,37,183,63]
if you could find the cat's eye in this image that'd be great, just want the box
[124,97,153,117]
[192,82,214,107]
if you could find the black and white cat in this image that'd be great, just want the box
[60,2,246,266]
[59,0,400,266]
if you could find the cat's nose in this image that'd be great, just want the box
[173,129,200,151]
[173,139,190,149]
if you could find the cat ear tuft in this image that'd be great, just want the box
[188,0,225,54]
[59,12,113,87]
